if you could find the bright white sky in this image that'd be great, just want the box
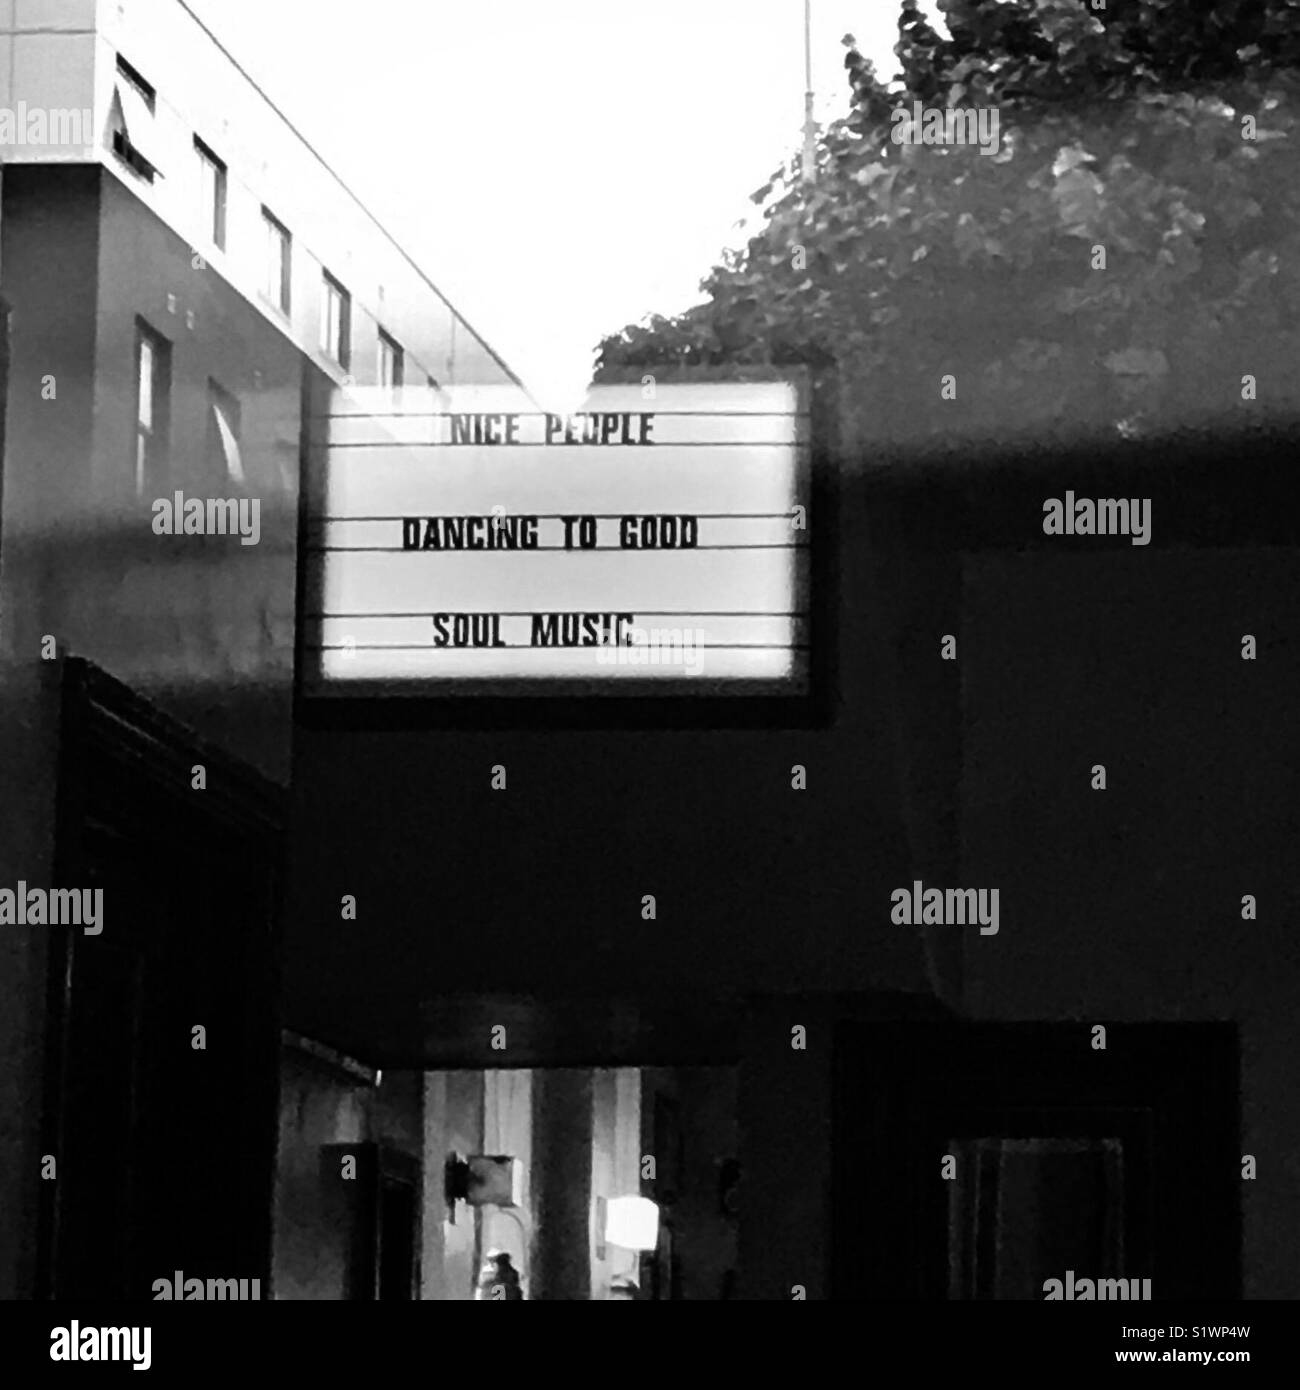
[190,0,944,407]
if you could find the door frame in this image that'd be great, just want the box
[36,656,286,1298]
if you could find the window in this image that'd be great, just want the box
[116,55,155,113]
[134,319,171,495]
[206,380,245,489]
[195,138,227,250]
[378,331,404,391]
[320,271,351,369]
[262,208,291,314]
[111,56,159,183]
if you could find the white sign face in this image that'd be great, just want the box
[302,379,810,696]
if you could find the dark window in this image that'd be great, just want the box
[112,56,158,183]
[195,138,227,250]
[262,208,292,314]
[378,331,404,391]
[134,319,172,495]
[205,380,244,490]
[116,55,156,112]
[321,271,351,370]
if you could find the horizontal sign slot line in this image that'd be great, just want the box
[308,512,797,522]
[314,440,805,449]
[308,643,809,652]
[307,544,806,553]
[310,411,809,421]
[307,610,806,619]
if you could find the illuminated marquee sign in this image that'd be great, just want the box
[302,380,810,696]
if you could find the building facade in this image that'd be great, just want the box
[0,0,517,1300]
[2,0,1292,1307]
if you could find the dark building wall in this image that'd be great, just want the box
[0,163,103,1300]
[284,411,937,1010]
[282,703,947,1303]
[529,1068,593,1300]
[278,397,1298,1303]
[737,1027,832,1301]
[958,547,1300,1299]
[0,660,61,1300]
[735,991,953,1301]
[277,382,963,1303]
[844,437,1296,1300]
[89,169,304,782]
[1,163,305,786]
[287,718,923,1001]
[641,1066,738,1300]
[41,665,286,1298]
[0,165,100,542]
[0,162,308,1297]
[283,370,968,1022]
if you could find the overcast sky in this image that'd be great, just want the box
[189,0,944,406]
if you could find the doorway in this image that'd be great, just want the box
[37,659,284,1299]
[832,1021,1240,1299]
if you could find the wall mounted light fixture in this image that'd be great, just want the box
[445,1153,522,1209]
[604,1195,659,1252]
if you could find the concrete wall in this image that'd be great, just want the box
[529,1068,593,1300]
[0,0,98,165]
[421,1070,484,1301]
[482,1068,533,1296]
[271,1046,421,1300]
[590,1067,640,1299]
[270,1048,372,1300]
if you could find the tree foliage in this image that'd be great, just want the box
[594,0,1300,449]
